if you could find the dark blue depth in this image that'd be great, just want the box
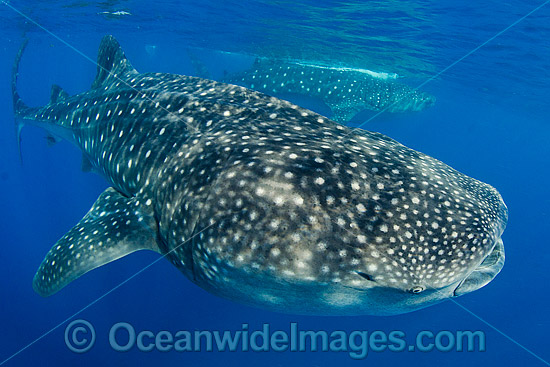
[0,1,549,366]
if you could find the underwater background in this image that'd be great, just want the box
[0,0,549,366]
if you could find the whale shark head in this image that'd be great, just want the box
[384,88,437,113]
[188,125,507,315]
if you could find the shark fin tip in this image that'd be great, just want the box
[32,187,160,296]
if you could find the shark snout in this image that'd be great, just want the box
[452,238,505,297]
[413,93,436,110]
[387,90,436,112]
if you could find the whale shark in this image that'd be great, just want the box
[221,58,436,123]
[13,36,506,315]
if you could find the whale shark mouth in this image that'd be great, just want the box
[452,238,505,297]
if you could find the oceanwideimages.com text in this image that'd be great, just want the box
[65,320,486,359]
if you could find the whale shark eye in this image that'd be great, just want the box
[409,286,425,294]
[356,271,375,281]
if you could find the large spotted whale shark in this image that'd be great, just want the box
[220,58,436,123]
[12,36,506,315]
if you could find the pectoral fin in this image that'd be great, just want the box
[33,187,160,297]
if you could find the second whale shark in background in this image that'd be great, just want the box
[220,58,436,123]
[13,36,505,316]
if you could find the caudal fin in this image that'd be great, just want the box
[12,39,29,115]
[12,39,30,161]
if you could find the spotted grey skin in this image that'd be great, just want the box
[221,58,436,123]
[12,36,506,315]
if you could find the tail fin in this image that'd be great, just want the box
[92,35,138,89]
[12,39,29,114]
[12,39,29,162]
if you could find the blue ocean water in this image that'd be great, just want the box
[0,0,549,366]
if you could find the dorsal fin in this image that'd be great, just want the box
[50,84,68,103]
[92,35,137,89]
[81,153,93,172]
[187,49,212,79]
